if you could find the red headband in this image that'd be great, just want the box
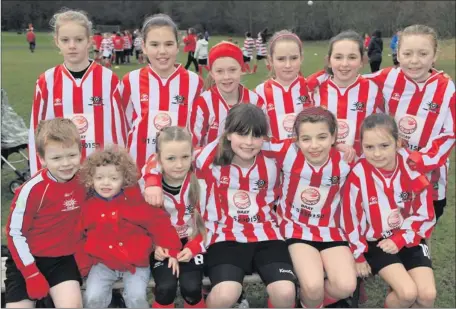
[208,42,244,69]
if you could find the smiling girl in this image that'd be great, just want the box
[122,14,204,171]
[28,9,128,175]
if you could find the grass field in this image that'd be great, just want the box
[1,32,455,307]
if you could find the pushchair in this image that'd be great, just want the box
[1,89,31,194]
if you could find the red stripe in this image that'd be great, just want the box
[208,90,220,143]
[285,150,305,239]
[388,71,407,115]
[354,79,370,154]
[52,66,64,118]
[220,166,235,240]
[363,161,383,234]
[92,64,104,149]
[264,81,280,139]
[178,70,190,127]
[257,155,277,241]
[137,67,150,169]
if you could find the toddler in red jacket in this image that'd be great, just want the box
[78,146,182,308]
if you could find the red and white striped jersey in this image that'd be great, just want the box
[243,37,255,57]
[101,38,114,54]
[306,69,330,90]
[255,76,312,141]
[256,38,267,56]
[29,62,127,174]
[134,37,142,51]
[364,67,455,200]
[122,65,203,170]
[195,140,283,244]
[340,148,435,262]
[123,36,132,49]
[310,75,385,156]
[189,85,264,147]
[264,139,352,242]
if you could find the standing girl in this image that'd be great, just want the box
[122,14,204,171]
[28,8,127,175]
[264,107,357,308]
[242,32,256,74]
[309,30,384,159]
[79,147,182,308]
[183,28,199,72]
[252,30,269,74]
[341,113,436,308]
[189,41,263,147]
[142,127,207,308]
[194,33,209,76]
[100,33,114,67]
[255,30,312,142]
[364,24,455,222]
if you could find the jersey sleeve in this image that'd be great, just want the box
[139,153,162,192]
[29,76,48,175]
[362,67,392,90]
[261,138,291,164]
[340,171,368,263]
[6,184,42,276]
[121,73,133,131]
[189,96,210,147]
[110,73,128,147]
[408,90,455,173]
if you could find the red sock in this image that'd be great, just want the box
[323,295,338,306]
[152,301,175,308]
[184,298,206,308]
[245,63,251,72]
[253,65,258,73]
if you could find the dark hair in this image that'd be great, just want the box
[293,107,338,140]
[197,33,204,40]
[245,31,251,37]
[372,30,382,38]
[325,30,365,75]
[360,113,398,143]
[213,104,268,166]
[142,13,178,43]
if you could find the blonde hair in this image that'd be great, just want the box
[79,146,138,193]
[267,30,303,78]
[50,8,93,37]
[35,118,81,158]
[398,24,438,55]
[156,126,207,242]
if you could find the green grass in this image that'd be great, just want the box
[1,32,455,307]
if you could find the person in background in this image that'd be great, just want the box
[26,29,36,53]
[194,33,209,76]
[184,28,199,72]
[204,29,210,41]
[390,30,400,67]
[367,30,383,72]
[363,32,371,50]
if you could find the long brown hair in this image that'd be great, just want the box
[214,104,268,166]
[156,126,206,242]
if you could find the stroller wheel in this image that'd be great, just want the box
[9,180,22,194]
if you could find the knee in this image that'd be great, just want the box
[84,291,109,308]
[396,284,418,304]
[208,284,241,307]
[154,280,178,305]
[416,286,437,306]
[180,280,203,305]
[328,275,357,299]
[267,282,296,307]
[300,281,324,301]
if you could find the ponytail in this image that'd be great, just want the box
[189,172,207,243]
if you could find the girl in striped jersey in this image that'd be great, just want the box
[143,104,297,308]
[142,127,207,308]
[363,25,455,222]
[255,30,312,142]
[252,30,269,74]
[309,31,385,160]
[263,107,357,308]
[242,32,255,73]
[100,33,114,67]
[28,9,128,175]
[341,114,436,308]
[189,41,263,147]
[122,14,204,171]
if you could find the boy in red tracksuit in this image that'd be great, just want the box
[26,29,36,53]
[79,146,182,308]
[5,118,85,307]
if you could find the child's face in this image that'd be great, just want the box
[210,57,242,94]
[158,140,192,183]
[270,40,302,84]
[296,121,335,166]
[93,164,124,199]
[398,34,437,82]
[142,26,179,76]
[54,22,91,66]
[328,40,363,86]
[39,141,81,182]
[227,132,263,165]
[362,128,400,171]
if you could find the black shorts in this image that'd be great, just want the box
[4,255,82,303]
[364,239,432,275]
[392,53,399,65]
[434,198,446,221]
[93,49,100,53]
[206,240,295,286]
[198,58,207,65]
[135,50,142,58]
[243,55,251,63]
[256,55,266,60]
[286,239,348,252]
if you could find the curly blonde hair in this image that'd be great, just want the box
[80,146,139,192]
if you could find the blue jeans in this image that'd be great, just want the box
[83,263,150,308]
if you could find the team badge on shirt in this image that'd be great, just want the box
[255,179,267,190]
[350,101,366,112]
[172,95,187,105]
[89,96,104,106]
[398,191,412,203]
[296,95,309,105]
[423,101,440,114]
[327,176,340,186]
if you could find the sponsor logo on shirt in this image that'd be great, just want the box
[172,95,187,105]
[233,191,251,209]
[220,176,229,185]
[89,96,104,106]
[62,198,80,212]
[391,93,401,101]
[301,188,320,206]
[423,101,440,114]
[54,98,62,106]
[153,113,172,130]
[337,120,350,139]
[71,115,89,134]
[140,93,149,102]
[350,101,366,112]
[368,196,378,206]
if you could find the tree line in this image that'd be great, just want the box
[2,0,455,39]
